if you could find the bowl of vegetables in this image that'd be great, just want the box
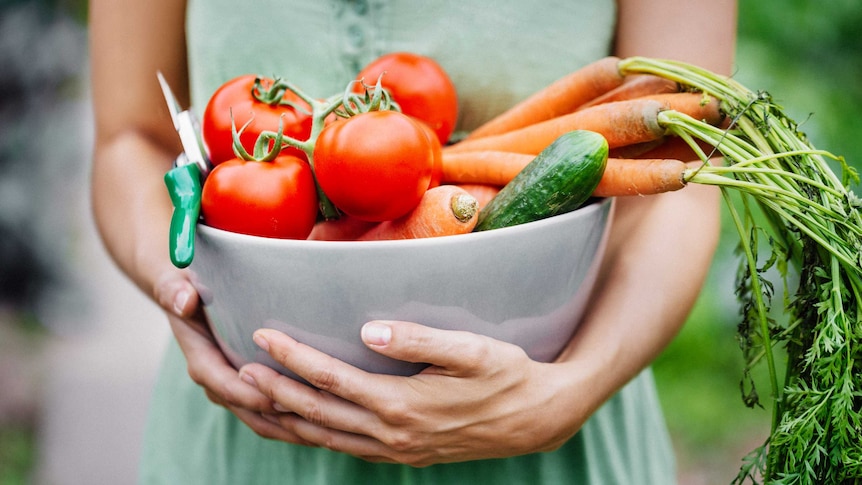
[191,196,613,379]
[173,53,614,379]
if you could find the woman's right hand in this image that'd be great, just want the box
[152,270,310,444]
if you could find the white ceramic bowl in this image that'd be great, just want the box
[191,198,614,379]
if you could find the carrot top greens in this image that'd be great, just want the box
[620,57,862,484]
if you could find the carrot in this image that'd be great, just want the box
[633,135,718,162]
[447,93,722,156]
[455,183,501,209]
[592,157,689,197]
[644,92,724,124]
[577,74,679,110]
[357,185,479,240]
[441,150,534,186]
[608,138,666,159]
[307,215,377,241]
[465,56,625,140]
[438,149,692,198]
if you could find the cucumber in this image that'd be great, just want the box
[473,130,608,231]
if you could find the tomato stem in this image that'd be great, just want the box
[249,76,400,221]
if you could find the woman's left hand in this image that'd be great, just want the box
[238,320,588,466]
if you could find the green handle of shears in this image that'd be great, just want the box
[164,163,202,268]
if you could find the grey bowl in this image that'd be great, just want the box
[191,198,614,379]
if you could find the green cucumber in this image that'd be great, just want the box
[473,130,608,231]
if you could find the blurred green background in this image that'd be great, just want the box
[1,1,861,484]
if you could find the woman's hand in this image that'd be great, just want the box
[238,321,592,466]
[152,270,314,444]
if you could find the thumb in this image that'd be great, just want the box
[360,320,500,374]
[153,270,200,319]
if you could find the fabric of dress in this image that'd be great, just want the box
[139,1,678,483]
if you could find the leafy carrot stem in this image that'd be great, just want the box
[622,55,862,483]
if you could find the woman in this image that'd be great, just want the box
[89,0,736,483]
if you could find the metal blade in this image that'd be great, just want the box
[157,71,182,131]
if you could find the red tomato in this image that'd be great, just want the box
[200,154,318,239]
[313,110,434,222]
[356,52,459,144]
[416,121,443,188]
[201,75,312,165]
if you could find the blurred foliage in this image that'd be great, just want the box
[735,0,862,182]
[0,0,87,23]
[653,0,862,480]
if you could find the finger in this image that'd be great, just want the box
[239,362,382,437]
[154,271,199,318]
[168,314,274,412]
[228,406,316,446]
[249,329,400,413]
[274,412,398,463]
[361,320,515,375]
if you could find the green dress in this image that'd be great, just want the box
[139,1,677,483]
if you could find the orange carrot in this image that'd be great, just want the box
[447,93,723,155]
[576,74,679,110]
[592,158,688,197]
[437,150,691,198]
[307,215,377,241]
[645,92,724,124]
[633,135,718,162]
[608,138,666,159]
[455,183,501,209]
[357,185,479,240]
[465,56,625,140]
[441,150,534,186]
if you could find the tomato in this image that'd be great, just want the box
[201,75,312,165]
[200,154,318,239]
[416,120,443,188]
[356,52,459,145]
[313,110,434,222]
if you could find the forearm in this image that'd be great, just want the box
[91,132,178,297]
[89,0,189,297]
[555,185,720,412]
[547,0,736,415]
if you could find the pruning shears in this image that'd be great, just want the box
[157,71,211,268]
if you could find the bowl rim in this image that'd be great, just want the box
[196,197,612,250]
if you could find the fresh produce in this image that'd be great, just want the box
[465,56,625,140]
[306,216,376,241]
[357,185,479,240]
[473,130,608,231]
[200,125,318,239]
[313,110,435,222]
[446,92,723,155]
[417,120,444,188]
[201,74,312,165]
[454,183,501,209]
[356,51,459,144]
[440,150,534,186]
[591,157,691,197]
[575,74,679,110]
[443,149,692,198]
[615,56,862,484]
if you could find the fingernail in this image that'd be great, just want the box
[239,372,256,387]
[173,289,190,315]
[261,413,280,424]
[253,331,270,352]
[272,402,289,413]
[362,322,391,346]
